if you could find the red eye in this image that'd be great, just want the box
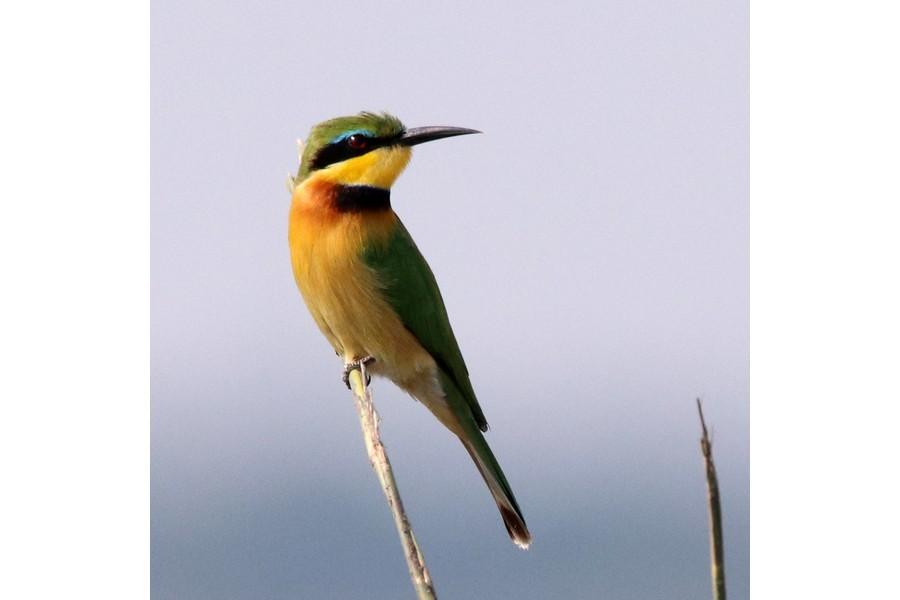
[346,134,368,150]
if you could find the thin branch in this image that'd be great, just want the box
[348,363,437,600]
[697,398,726,600]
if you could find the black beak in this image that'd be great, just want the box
[397,126,481,147]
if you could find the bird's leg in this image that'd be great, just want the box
[342,355,375,390]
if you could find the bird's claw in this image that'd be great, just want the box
[342,355,375,390]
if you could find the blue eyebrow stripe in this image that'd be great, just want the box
[331,129,372,144]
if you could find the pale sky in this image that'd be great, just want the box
[151,1,748,598]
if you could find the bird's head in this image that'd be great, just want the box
[294,112,479,189]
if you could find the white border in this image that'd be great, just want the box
[1,2,150,598]
[752,1,900,597]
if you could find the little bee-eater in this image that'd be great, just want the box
[288,112,531,549]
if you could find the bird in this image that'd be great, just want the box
[288,111,531,549]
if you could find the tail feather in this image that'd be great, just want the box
[461,434,532,550]
[434,371,532,549]
[498,503,532,550]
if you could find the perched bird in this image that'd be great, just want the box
[288,112,531,549]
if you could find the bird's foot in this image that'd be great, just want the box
[342,355,375,390]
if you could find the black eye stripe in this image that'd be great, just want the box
[308,133,401,172]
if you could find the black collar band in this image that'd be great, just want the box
[334,185,391,213]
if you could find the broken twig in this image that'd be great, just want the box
[697,398,726,600]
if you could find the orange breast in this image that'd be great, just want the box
[288,177,436,382]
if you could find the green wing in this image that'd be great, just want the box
[362,218,489,431]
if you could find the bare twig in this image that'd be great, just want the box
[347,363,437,600]
[697,398,726,600]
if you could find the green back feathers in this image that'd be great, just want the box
[362,220,529,545]
[362,220,489,432]
[297,112,405,182]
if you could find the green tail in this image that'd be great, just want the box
[440,372,532,549]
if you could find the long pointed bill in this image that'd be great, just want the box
[397,126,481,147]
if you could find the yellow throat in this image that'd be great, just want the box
[313,145,412,189]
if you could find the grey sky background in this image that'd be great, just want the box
[151,1,747,598]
